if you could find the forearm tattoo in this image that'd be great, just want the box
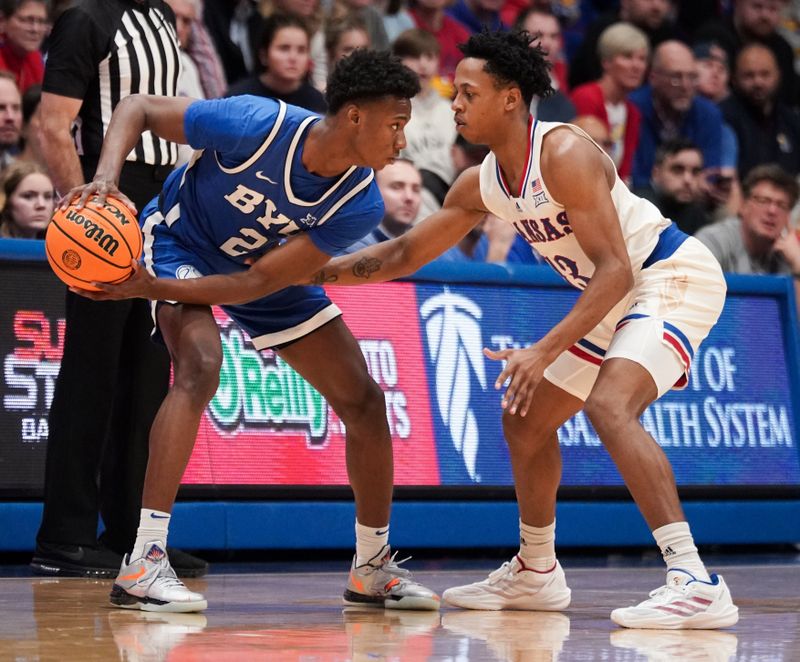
[310,270,338,285]
[352,257,381,279]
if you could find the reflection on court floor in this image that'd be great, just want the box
[0,562,797,661]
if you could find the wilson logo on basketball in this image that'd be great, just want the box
[64,209,120,257]
[61,249,81,270]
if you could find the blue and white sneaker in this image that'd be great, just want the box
[110,542,207,613]
[611,569,738,629]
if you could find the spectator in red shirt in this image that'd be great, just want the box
[570,22,649,183]
[0,0,48,94]
[408,0,470,81]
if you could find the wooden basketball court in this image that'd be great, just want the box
[1,561,797,660]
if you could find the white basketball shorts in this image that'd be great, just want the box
[543,236,726,401]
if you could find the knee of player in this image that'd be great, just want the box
[583,389,631,434]
[331,377,386,425]
[502,411,553,454]
[173,345,223,399]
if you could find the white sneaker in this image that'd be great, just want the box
[442,556,571,611]
[611,569,739,630]
[442,610,571,659]
[110,542,208,613]
[611,628,738,662]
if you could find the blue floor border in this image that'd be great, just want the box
[3,500,800,552]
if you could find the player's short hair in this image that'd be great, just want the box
[654,138,701,166]
[392,28,440,59]
[742,164,799,207]
[597,22,650,62]
[458,28,552,107]
[325,49,421,114]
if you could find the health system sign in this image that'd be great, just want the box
[415,282,799,487]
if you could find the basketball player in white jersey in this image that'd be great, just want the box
[308,29,739,629]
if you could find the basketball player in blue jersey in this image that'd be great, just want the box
[303,31,739,630]
[63,50,441,613]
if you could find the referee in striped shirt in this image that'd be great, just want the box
[32,0,206,578]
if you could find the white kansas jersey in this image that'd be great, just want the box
[479,119,671,290]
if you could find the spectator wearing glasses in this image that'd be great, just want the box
[0,0,48,94]
[696,164,800,282]
[630,40,723,189]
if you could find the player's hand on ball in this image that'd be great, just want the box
[59,179,137,216]
[483,345,549,417]
[69,260,155,301]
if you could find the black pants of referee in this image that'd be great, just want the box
[36,160,172,555]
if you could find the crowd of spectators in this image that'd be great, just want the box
[1,0,800,281]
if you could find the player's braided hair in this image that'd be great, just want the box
[458,29,553,107]
[325,49,421,114]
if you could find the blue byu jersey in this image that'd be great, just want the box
[152,96,384,265]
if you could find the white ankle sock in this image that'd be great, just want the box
[518,519,557,573]
[653,521,710,581]
[355,520,389,566]
[131,508,171,561]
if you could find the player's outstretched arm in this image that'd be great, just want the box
[74,232,333,305]
[308,167,487,286]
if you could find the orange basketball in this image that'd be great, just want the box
[45,196,142,291]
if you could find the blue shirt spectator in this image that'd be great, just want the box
[629,42,723,189]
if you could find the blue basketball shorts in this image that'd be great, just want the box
[139,199,341,349]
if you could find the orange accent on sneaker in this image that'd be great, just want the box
[119,566,146,582]
[349,571,366,594]
[384,577,401,591]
